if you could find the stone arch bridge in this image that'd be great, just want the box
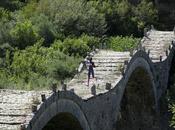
[0,30,175,130]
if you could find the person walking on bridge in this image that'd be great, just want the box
[86,57,96,86]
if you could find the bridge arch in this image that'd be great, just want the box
[27,95,90,130]
[123,50,158,105]
[116,51,159,130]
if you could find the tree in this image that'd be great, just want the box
[10,20,39,49]
[31,14,57,46]
[0,8,14,45]
[56,37,90,57]
[46,50,81,81]
[132,0,158,30]
[0,0,25,11]
[37,0,107,37]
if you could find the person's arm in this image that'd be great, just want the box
[92,62,95,67]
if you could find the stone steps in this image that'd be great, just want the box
[94,69,119,72]
[93,57,129,61]
[0,124,20,130]
[74,75,120,81]
[67,49,130,99]
[92,61,127,64]
[0,90,51,130]
[142,30,174,62]
[0,116,25,124]
[83,71,121,75]
[95,64,121,67]
[0,104,31,116]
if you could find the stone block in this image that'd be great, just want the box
[51,83,57,93]
[41,94,46,102]
[160,56,162,62]
[91,84,96,96]
[147,49,150,56]
[62,84,67,91]
[32,105,37,113]
[105,83,112,90]
[20,124,26,130]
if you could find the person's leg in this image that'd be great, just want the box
[87,70,90,86]
[92,69,94,78]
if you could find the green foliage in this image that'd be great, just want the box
[20,1,38,19]
[0,7,11,20]
[0,0,25,11]
[56,38,90,57]
[46,51,81,80]
[57,35,100,57]
[169,104,175,124]
[31,14,57,46]
[80,34,100,49]
[0,8,14,46]
[0,40,82,90]
[115,0,138,35]
[0,69,13,89]
[10,20,39,49]
[170,102,175,128]
[108,36,140,51]
[92,0,158,36]
[116,0,131,18]
[166,57,175,128]
[37,0,106,37]
[132,0,158,29]
[11,40,46,79]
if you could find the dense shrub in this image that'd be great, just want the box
[46,51,81,81]
[0,0,25,11]
[80,35,100,49]
[36,0,107,37]
[132,0,158,30]
[92,0,158,36]
[31,14,57,46]
[0,40,82,90]
[10,20,39,49]
[108,36,140,51]
[56,35,100,57]
[0,8,14,45]
[56,38,90,57]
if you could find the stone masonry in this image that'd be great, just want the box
[0,29,175,130]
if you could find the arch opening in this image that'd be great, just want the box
[165,53,175,129]
[116,67,159,130]
[42,112,83,130]
[168,54,175,91]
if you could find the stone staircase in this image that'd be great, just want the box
[0,90,51,130]
[142,30,174,62]
[68,50,130,99]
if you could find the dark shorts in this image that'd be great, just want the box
[88,69,94,78]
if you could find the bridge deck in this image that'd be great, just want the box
[0,90,51,130]
[142,30,174,62]
[68,50,130,99]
